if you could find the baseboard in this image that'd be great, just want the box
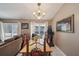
[55,46,66,56]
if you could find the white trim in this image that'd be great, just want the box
[55,46,66,56]
[0,22,5,41]
[18,22,21,35]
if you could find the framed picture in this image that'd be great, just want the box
[21,23,29,29]
[56,14,74,33]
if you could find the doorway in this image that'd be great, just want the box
[31,22,48,44]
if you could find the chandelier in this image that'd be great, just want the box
[33,3,46,19]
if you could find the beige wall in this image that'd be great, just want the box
[48,19,52,25]
[52,3,79,56]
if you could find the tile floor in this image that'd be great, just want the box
[51,46,66,56]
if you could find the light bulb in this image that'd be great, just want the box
[43,12,45,16]
[37,17,41,19]
[33,12,36,15]
[38,10,41,13]
[33,3,46,19]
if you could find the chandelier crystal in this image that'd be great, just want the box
[33,3,46,19]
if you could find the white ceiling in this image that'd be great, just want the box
[0,3,64,20]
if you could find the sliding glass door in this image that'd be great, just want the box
[31,22,48,43]
[34,25,45,39]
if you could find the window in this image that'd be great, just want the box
[34,26,45,39]
[3,23,20,40]
[12,23,18,36]
[31,22,48,45]
[4,23,12,39]
[31,22,48,41]
[0,22,21,41]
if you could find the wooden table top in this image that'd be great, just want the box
[20,40,53,53]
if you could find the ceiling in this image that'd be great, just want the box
[0,3,64,20]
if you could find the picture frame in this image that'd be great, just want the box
[56,14,74,33]
[21,23,29,29]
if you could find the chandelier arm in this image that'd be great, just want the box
[33,3,45,19]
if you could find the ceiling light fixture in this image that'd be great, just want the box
[33,3,46,19]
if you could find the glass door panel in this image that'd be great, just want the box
[31,22,48,44]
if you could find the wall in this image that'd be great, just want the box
[52,3,79,56]
[48,19,53,25]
